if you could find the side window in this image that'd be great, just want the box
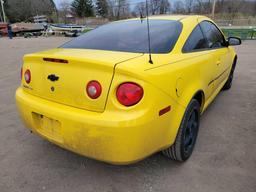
[200,21,225,49]
[183,25,208,52]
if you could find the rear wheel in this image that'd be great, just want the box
[162,99,200,162]
[223,58,237,90]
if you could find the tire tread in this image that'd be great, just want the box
[162,99,200,162]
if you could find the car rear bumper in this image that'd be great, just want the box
[16,87,184,164]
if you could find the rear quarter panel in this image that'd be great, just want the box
[105,67,186,154]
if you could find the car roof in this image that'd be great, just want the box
[127,15,210,23]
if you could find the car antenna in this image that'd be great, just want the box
[145,0,153,64]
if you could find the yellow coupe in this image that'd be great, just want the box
[16,15,241,164]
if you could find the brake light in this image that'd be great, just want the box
[43,58,68,63]
[116,83,143,106]
[24,69,31,84]
[86,81,102,99]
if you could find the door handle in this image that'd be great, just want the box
[216,60,221,66]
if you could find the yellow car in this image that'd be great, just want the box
[16,15,241,164]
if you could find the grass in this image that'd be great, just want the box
[82,28,93,33]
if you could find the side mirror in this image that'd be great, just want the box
[228,37,242,46]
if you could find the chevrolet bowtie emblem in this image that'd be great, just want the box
[47,74,59,82]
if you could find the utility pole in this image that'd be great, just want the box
[212,0,216,19]
[0,0,6,22]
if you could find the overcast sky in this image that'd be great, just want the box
[54,0,71,7]
[53,0,256,8]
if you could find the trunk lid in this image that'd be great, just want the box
[22,48,143,112]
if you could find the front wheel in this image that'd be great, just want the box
[162,99,200,162]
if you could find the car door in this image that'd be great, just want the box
[199,21,232,91]
[182,24,215,101]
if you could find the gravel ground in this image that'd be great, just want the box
[0,37,255,192]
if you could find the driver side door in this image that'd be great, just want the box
[199,21,233,92]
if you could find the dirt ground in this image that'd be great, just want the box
[0,37,255,192]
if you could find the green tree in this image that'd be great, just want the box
[71,0,94,17]
[4,0,57,23]
[96,0,108,17]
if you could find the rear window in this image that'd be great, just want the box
[61,20,183,53]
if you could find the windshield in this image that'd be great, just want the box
[61,20,183,53]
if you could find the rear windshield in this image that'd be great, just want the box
[61,20,183,53]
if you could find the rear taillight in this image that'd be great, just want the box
[116,83,143,106]
[24,69,31,84]
[86,81,102,99]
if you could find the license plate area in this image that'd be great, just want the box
[32,112,63,143]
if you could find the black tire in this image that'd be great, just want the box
[162,99,200,162]
[223,58,237,90]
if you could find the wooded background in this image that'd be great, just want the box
[1,0,256,23]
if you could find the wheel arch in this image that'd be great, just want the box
[233,55,238,67]
[234,55,238,61]
[192,90,205,113]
